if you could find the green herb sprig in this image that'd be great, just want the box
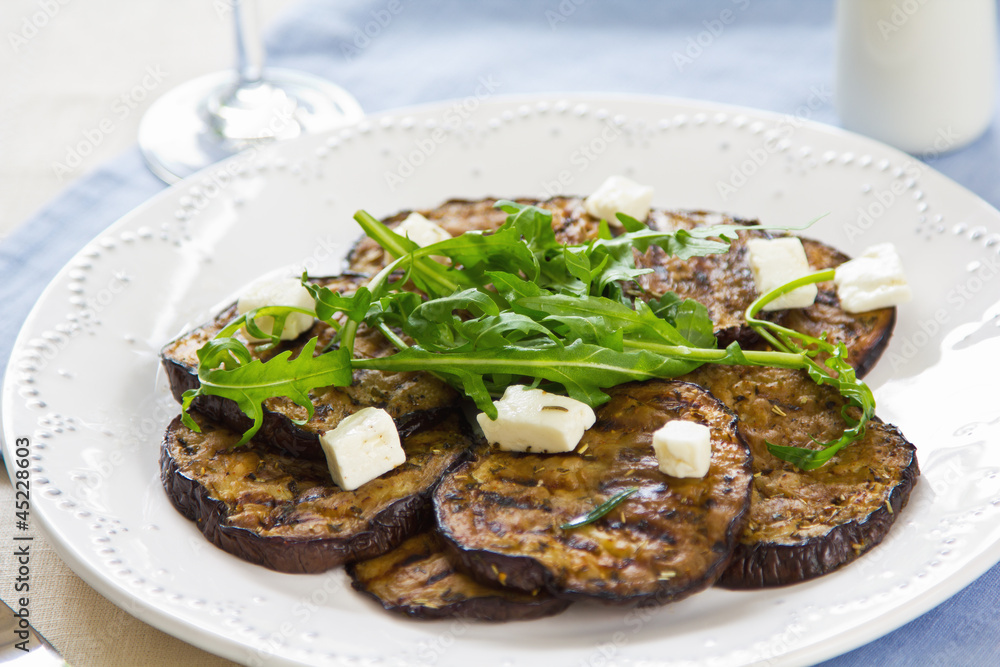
[181,337,351,446]
[744,271,876,470]
[560,487,639,530]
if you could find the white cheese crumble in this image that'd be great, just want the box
[584,175,655,227]
[476,385,596,453]
[746,237,818,311]
[652,420,712,479]
[236,277,316,342]
[319,407,406,491]
[395,212,453,247]
[833,243,912,313]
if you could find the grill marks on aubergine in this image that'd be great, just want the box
[635,209,896,377]
[434,381,753,604]
[160,275,460,460]
[346,532,570,621]
[159,197,915,609]
[160,410,470,574]
[680,364,918,588]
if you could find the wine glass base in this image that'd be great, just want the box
[138,69,363,184]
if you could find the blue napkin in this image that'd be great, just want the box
[3,1,999,664]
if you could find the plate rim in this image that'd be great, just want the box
[4,91,1000,666]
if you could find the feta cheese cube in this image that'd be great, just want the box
[476,385,596,454]
[834,243,912,313]
[320,407,406,491]
[746,237,818,311]
[584,175,655,227]
[652,420,712,479]
[395,212,453,248]
[236,278,316,343]
[237,277,316,342]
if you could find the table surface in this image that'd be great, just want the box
[0,0,295,241]
[2,1,1000,666]
[0,4,292,662]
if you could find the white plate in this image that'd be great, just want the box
[5,95,1000,667]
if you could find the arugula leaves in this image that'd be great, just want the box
[182,338,351,446]
[743,269,876,470]
[181,200,874,469]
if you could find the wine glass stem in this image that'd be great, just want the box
[232,0,264,86]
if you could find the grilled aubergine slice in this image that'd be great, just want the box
[347,531,570,621]
[161,275,459,460]
[680,364,919,588]
[161,410,471,574]
[634,209,895,376]
[434,380,753,605]
[348,198,894,376]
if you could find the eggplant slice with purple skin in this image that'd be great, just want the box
[160,275,459,460]
[434,380,753,605]
[160,410,471,574]
[680,364,919,589]
[347,531,570,621]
